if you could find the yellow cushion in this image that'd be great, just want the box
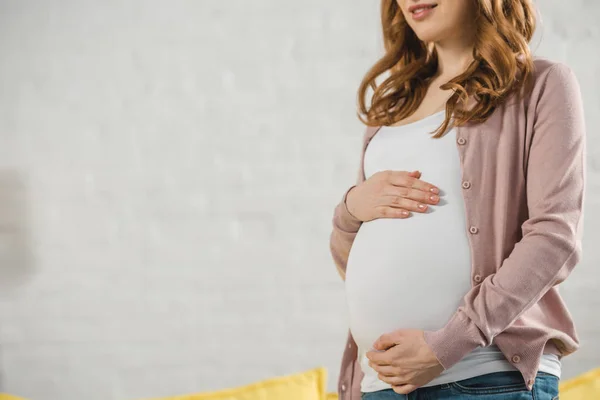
[147,367,328,400]
[326,393,338,400]
[559,367,600,399]
[0,395,28,400]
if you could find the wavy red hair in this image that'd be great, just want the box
[358,0,536,137]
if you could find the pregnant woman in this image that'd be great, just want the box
[329,1,586,399]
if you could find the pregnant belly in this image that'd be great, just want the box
[345,212,472,353]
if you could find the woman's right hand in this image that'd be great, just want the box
[345,170,440,222]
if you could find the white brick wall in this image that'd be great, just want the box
[0,1,598,399]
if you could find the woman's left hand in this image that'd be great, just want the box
[366,329,445,395]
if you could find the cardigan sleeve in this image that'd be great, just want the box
[423,64,586,369]
[329,128,373,280]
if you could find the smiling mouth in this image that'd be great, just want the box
[409,3,438,14]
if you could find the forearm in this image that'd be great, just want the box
[330,185,363,281]
[424,218,583,368]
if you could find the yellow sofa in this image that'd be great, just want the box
[558,367,600,399]
[146,366,600,400]
[145,367,332,400]
[2,367,600,399]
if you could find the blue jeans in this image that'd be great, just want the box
[361,371,559,400]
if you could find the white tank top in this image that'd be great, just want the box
[344,111,560,392]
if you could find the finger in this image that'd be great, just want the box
[373,333,397,351]
[365,350,391,366]
[393,384,418,395]
[380,375,409,386]
[383,186,440,205]
[369,363,397,377]
[386,171,439,194]
[375,206,411,219]
[380,196,429,213]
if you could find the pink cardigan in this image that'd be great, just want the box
[330,58,586,399]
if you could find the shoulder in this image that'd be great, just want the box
[509,57,582,111]
[532,57,560,76]
[530,57,580,92]
[483,58,583,130]
[528,58,585,140]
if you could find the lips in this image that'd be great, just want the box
[407,3,438,21]
[408,3,438,13]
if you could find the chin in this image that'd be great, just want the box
[411,26,445,43]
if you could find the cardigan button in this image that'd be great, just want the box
[457,137,467,145]
[462,181,471,189]
[469,226,479,234]
[511,355,521,363]
[473,274,482,283]
[341,384,347,391]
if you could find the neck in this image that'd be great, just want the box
[433,31,476,79]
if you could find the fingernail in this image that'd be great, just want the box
[402,210,410,216]
[430,195,439,202]
[418,204,427,210]
[430,187,439,194]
